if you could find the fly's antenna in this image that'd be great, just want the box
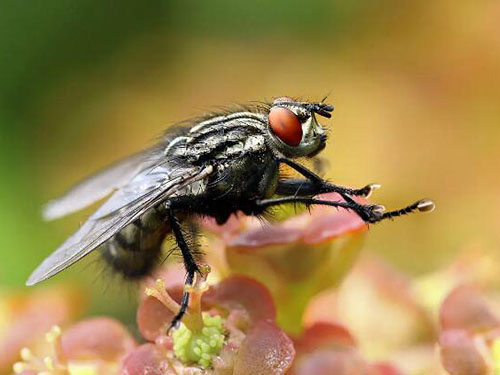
[308,102,334,118]
[320,92,331,103]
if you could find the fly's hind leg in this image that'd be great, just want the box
[167,211,201,330]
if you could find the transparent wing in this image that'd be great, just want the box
[43,147,163,221]
[27,163,213,285]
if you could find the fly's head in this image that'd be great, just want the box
[266,97,333,158]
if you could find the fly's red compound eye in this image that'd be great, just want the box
[268,107,302,146]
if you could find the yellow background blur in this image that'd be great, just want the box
[1,0,499,322]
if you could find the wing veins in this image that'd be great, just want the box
[27,165,213,285]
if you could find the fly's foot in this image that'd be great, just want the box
[365,199,435,223]
[416,199,436,212]
[358,183,381,198]
[361,204,386,223]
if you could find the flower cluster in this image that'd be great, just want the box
[4,192,495,374]
[438,285,500,375]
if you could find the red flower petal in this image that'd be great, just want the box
[229,218,303,248]
[61,317,136,361]
[293,348,369,375]
[302,193,367,244]
[370,362,402,375]
[233,320,295,375]
[294,322,356,354]
[203,275,276,323]
[121,344,171,375]
[228,193,366,249]
[440,285,499,333]
[439,329,488,375]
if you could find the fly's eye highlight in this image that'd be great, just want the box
[268,107,303,146]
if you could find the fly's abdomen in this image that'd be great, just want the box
[100,206,169,278]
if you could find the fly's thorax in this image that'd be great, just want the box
[164,112,269,164]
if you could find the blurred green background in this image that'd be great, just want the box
[1,0,499,323]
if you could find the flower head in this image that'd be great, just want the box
[202,192,368,334]
[126,269,295,374]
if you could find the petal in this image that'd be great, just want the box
[228,193,366,249]
[229,218,303,248]
[203,275,276,323]
[61,317,136,361]
[293,348,369,375]
[121,343,172,375]
[294,322,356,354]
[440,285,499,333]
[439,329,488,375]
[302,193,367,244]
[233,321,295,375]
[336,258,433,356]
[370,362,402,375]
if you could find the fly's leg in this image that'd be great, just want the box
[276,178,380,198]
[275,158,434,221]
[277,158,380,198]
[256,196,434,224]
[167,211,200,331]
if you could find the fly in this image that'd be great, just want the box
[27,97,435,329]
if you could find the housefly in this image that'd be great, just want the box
[27,97,435,328]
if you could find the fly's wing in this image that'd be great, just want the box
[27,163,213,286]
[43,147,163,221]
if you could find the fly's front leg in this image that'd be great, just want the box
[256,196,434,224]
[167,210,200,330]
[276,178,379,198]
[277,158,380,198]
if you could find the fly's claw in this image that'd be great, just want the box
[354,203,385,223]
[360,183,381,198]
[366,198,435,223]
[198,264,212,281]
[367,204,386,223]
[416,199,435,212]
